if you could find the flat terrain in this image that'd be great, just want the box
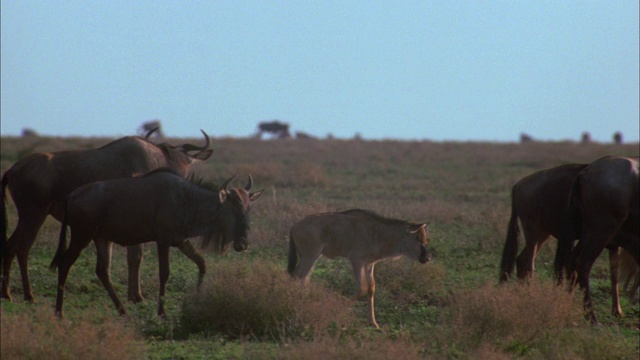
[1,135,638,359]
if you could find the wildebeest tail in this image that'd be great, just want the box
[0,172,8,271]
[556,175,583,279]
[287,230,299,275]
[499,191,520,282]
[49,201,70,272]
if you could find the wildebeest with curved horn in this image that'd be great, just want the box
[567,156,639,324]
[288,209,431,329]
[49,169,263,318]
[1,130,213,302]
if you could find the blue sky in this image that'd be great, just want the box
[2,1,638,142]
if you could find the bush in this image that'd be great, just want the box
[180,258,356,340]
[448,279,582,349]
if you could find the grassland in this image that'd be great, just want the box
[1,135,638,359]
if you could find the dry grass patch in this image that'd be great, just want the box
[276,334,427,360]
[448,279,582,348]
[0,306,146,360]
[180,258,356,340]
[375,259,446,305]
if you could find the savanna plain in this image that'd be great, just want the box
[1,135,639,359]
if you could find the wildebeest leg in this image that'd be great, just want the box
[350,260,367,299]
[2,209,47,302]
[177,240,206,291]
[608,246,623,317]
[365,263,379,329]
[573,229,617,324]
[294,249,322,284]
[95,240,126,316]
[156,243,171,318]
[126,244,144,303]
[54,231,92,318]
[516,226,548,280]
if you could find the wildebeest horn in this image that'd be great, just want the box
[245,175,253,191]
[144,127,160,140]
[221,174,238,190]
[181,129,210,152]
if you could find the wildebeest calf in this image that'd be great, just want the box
[288,209,431,329]
[49,169,263,318]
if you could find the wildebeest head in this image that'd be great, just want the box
[155,130,213,177]
[214,175,263,253]
[405,224,431,264]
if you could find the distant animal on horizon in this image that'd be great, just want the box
[520,133,533,143]
[500,162,636,317]
[613,132,623,145]
[139,120,164,139]
[566,156,639,324]
[1,129,213,303]
[49,169,263,318]
[21,128,38,138]
[288,209,431,329]
[256,120,290,139]
[295,131,316,140]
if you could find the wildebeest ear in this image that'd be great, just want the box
[407,224,427,234]
[219,189,228,203]
[191,149,213,161]
[249,189,264,202]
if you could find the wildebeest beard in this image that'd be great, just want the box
[198,229,233,256]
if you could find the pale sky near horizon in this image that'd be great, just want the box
[2,1,638,142]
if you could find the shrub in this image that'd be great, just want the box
[375,259,446,305]
[180,258,356,340]
[0,307,146,360]
[447,279,582,349]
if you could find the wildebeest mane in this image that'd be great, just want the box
[186,173,220,192]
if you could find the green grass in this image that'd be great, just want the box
[1,136,639,359]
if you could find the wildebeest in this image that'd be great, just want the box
[1,130,212,302]
[499,163,588,283]
[288,209,431,328]
[49,169,263,318]
[499,162,637,317]
[567,156,639,324]
[256,120,290,139]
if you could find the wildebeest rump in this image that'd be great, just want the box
[288,209,431,329]
[567,156,639,324]
[1,130,212,302]
[49,169,263,318]
[499,163,588,283]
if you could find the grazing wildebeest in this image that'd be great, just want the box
[499,163,588,283]
[256,120,290,139]
[288,209,431,329]
[499,162,637,317]
[49,169,263,318]
[1,130,212,302]
[567,156,639,324]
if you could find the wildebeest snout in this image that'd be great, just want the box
[419,245,432,264]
